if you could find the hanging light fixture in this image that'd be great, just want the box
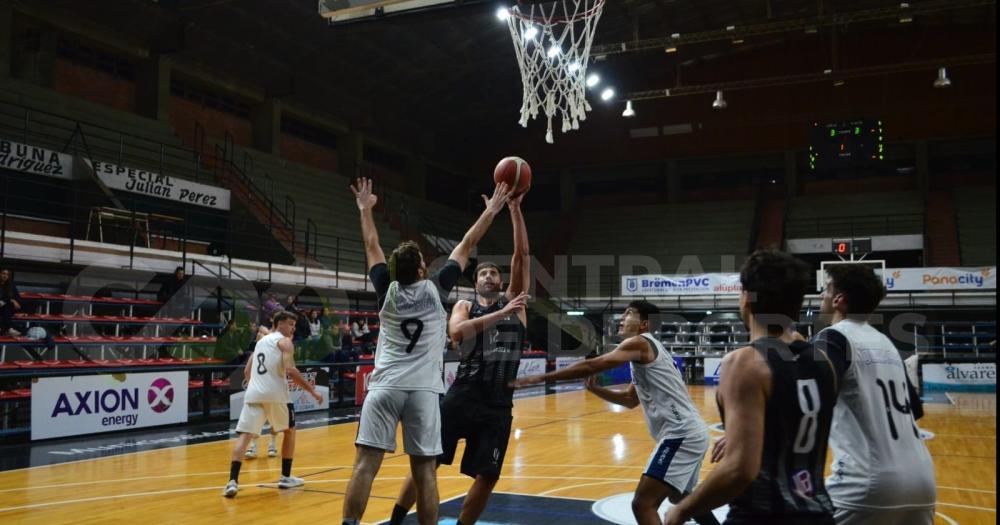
[622,100,636,117]
[933,67,952,88]
[712,90,727,109]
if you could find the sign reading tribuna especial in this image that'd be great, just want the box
[86,160,231,211]
[0,138,231,211]
[0,138,74,179]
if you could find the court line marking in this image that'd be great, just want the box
[936,511,959,525]
[937,485,996,494]
[537,480,636,496]
[0,417,357,474]
[935,501,996,512]
[0,476,639,513]
[493,490,596,502]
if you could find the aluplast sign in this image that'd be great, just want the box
[31,372,188,440]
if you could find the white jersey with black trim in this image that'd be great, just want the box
[823,319,936,510]
[245,332,290,404]
[368,279,448,393]
[630,333,707,440]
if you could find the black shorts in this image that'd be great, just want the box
[438,386,513,479]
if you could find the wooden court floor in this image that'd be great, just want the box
[0,386,994,524]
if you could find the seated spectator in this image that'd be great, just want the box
[0,267,22,337]
[320,307,334,330]
[261,294,282,327]
[157,266,190,318]
[308,310,322,340]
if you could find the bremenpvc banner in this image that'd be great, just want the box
[31,371,188,440]
[621,274,743,296]
[85,159,232,210]
[0,138,74,179]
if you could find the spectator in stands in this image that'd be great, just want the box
[308,310,322,340]
[320,307,334,330]
[261,295,282,327]
[284,295,310,342]
[0,268,22,337]
[158,266,190,318]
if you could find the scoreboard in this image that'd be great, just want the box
[809,120,884,170]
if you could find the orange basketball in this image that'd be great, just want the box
[493,156,532,196]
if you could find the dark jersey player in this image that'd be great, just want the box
[666,250,838,525]
[390,194,530,525]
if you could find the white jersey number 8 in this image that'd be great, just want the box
[793,379,821,454]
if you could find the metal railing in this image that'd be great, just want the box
[785,212,924,238]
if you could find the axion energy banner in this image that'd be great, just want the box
[32,371,188,440]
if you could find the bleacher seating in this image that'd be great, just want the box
[212,140,401,274]
[954,186,996,266]
[786,191,924,239]
[562,201,755,295]
[0,79,204,184]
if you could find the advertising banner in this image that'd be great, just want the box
[704,357,723,385]
[32,371,188,440]
[922,363,996,392]
[883,267,995,291]
[621,274,742,296]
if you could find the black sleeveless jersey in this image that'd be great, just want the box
[452,296,526,408]
[722,338,837,524]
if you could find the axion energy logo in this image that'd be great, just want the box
[32,372,189,440]
[147,378,175,413]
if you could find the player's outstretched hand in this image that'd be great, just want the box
[583,376,599,392]
[508,192,524,210]
[711,436,727,463]
[482,182,513,216]
[502,292,530,316]
[511,374,544,389]
[311,390,323,404]
[351,177,378,211]
[663,508,686,525]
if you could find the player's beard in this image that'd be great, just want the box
[477,282,501,301]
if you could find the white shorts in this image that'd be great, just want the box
[356,389,441,456]
[236,402,294,436]
[643,431,709,494]
[834,506,934,525]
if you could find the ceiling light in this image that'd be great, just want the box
[804,27,818,34]
[496,7,510,21]
[547,45,561,58]
[586,74,600,87]
[665,46,677,53]
[622,100,636,117]
[601,88,615,101]
[712,90,727,109]
[524,26,538,40]
[568,61,581,72]
[934,67,951,88]
[833,79,846,87]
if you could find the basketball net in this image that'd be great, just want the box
[505,0,605,144]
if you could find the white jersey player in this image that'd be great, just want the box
[223,311,322,498]
[515,301,718,525]
[341,178,513,525]
[816,264,936,524]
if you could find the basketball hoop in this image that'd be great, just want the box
[504,0,605,144]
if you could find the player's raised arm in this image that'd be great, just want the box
[512,335,651,387]
[449,293,529,344]
[506,194,530,300]
[448,182,513,270]
[351,177,386,271]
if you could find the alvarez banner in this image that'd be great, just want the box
[86,160,231,210]
[32,371,188,440]
[0,139,74,179]
[621,274,742,296]
[922,363,996,392]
